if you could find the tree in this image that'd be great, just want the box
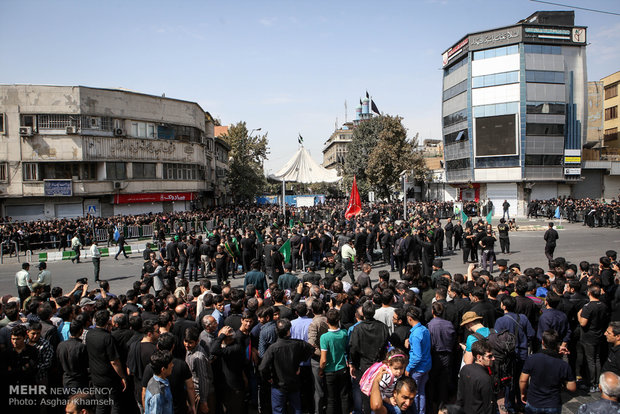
[221,121,269,202]
[343,115,427,200]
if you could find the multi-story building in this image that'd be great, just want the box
[603,71,620,148]
[441,11,588,216]
[213,125,231,204]
[0,85,224,220]
[586,81,604,145]
[322,122,354,171]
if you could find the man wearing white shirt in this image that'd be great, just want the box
[36,262,52,294]
[90,240,101,282]
[341,238,356,281]
[15,262,32,305]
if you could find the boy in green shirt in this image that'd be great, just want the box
[320,308,351,414]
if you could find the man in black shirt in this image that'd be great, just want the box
[479,229,496,273]
[603,321,620,376]
[457,339,496,414]
[57,321,89,389]
[544,222,559,263]
[578,285,610,392]
[259,318,315,413]
[497,219,510,254]
[86,310,128,414]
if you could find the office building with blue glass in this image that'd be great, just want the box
[441,11,587,216]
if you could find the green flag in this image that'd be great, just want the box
[254,229,264,243]
[461,210,468,224]
[289,218,294,228]
[486,210,492,225]
[279,239,291,264]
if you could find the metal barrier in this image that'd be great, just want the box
[26,250,32,262]
[127,226,141,239]
[0,241,20,264]
[142,225,154,238]
[95,229,108,242]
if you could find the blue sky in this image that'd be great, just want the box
[1,0,619,173]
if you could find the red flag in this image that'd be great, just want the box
[345,176,362,219]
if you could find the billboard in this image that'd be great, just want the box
[474,114,519,157]
[469,26,522,51]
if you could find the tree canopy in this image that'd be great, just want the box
[343,115,427,200]
[221,121,269,202]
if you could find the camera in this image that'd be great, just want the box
[76,277,88,285]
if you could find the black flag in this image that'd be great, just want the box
[359,98,362,106]
[298,134,304,144]
[371,99,380,115]
[365,91,369,99]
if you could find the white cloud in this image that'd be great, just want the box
[259,17,277,27]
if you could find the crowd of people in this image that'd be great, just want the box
[1,199,620,414]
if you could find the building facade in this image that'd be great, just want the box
[603,71,620,148]
[441,11,588,216]
[322,122,354,171]
[0,85,225,220]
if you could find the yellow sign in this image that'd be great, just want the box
[565,156,581,163]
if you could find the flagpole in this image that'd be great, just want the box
[282,179,286,226]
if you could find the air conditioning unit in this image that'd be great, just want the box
[114,128,126,137]
[66,126,78,134]
[19,126,33,136]
[113,181,123,189]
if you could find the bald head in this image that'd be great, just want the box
[201,315,218,332]
[175,305,187,318]
[600,372,620,399]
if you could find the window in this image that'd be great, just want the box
[605,84,618,100]
[526,70,565,84]
[443,80,467,101]
[443,109,467,128]
[445,158,470,170]
[605,127,618,142]
[526,102,565,115]
[526,123,564,136]
[524,44,562,55]
[473,102,519,118]
[0,113,4,133]
[525,155,563,166]
[444,129,469,145]
[106,162,126,180]
[444,57,468,76]
[0,163,7,181]
[163,163,202,180]
[472,71,519,88]
[37,163,97,180]
[605,106,618,121]
[133,163,157,179]
[472,45,519,60]
[23,163,39,181]
[21,115,36,128]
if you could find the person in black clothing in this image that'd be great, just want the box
[497,218,511,254]
[186,238,199,282]
[603,321,620,376]
[578,285,610,392]
[177,237,188,279]
[210,325,249,413]
[115,233,129,260]
[457,339,497,414]
[290,230,302,272]
[240,232,256,273]
[86,310,128,414]
[544,222,559,263]
[434,223,444,258]
[479,229,496,273]
[462,227,476,264]
[57,320,90,389]
[444,217,454,253]
[469,285,497,328]
[258,318,315,413]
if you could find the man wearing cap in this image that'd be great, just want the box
[36,261,52,294]
[461,311,490,365]
[15,262,32,305]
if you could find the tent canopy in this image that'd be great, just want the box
[268,146,341,183]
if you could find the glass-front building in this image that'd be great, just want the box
[441,11,587,216]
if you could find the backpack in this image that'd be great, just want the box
[359,362,394,397]
[473,328,516,389]
[393,238,404,257]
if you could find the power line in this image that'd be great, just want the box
[529,0,620,16]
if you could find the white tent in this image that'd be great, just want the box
[268,146,340,183]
